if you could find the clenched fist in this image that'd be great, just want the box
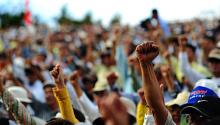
[136,41,159,63]
[69,71,79,87]
[50,64,65,88]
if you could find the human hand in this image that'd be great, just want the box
[69,70,79,87]
[106,72,118,86]
[136,41,159,63]
[50,64,65,89]
[137,87,146,105]
[100,93,128,125]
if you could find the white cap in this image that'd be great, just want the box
[7,86,32,103]
[120,97,136,118]
[194,79,219,97]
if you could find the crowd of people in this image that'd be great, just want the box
[0,9,220,125]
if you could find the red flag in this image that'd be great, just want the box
[24,0,32,26]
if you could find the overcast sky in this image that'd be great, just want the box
[1,0,220,26]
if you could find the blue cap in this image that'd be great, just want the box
[187,86,218,105]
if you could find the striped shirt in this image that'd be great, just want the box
[2,90,36,125]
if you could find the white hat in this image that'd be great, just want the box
[7,86,32,103]
[194,79,219,97]
[120,97,136,118]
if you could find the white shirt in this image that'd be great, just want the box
[25,80,45,103]
[78,93,101,122]
[179,52,206,83]
[143,111,176,125]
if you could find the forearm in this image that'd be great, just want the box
[53,87,79,124]
[79,93,101,122]
[140,62,163,108]
[140,62,167,124]
[72,85,83,98]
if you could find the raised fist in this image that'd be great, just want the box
[136,41,159,63]
[69,70,79,87]
[50,64,65,88]
[137,88,146,104]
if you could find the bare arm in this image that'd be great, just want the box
[136,41,168,125]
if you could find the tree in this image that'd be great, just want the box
[110,14,121,25]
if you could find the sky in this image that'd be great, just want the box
[0,0,220,26]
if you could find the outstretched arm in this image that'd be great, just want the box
[70,71,101,122]
[50,64,79,124]
[136,41,168,125]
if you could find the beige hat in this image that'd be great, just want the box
[7,86,32,103]
[208,48,220,60]
[120,97,136,118]
[93,82,110,92]
[166,91,189,106]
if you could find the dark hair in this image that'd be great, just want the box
[152,9,158,15]
[0,117,9,125]
[0,52,7,60]
[82,72,97,85]
[186,43,196,53]
[45,118,73,125]
[43,83,55,90]
[203,35,216,43]
[93,117,105,125]
[24,68,35,76]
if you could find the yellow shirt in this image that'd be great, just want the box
[136,103,147,125]
[53,87,79,124]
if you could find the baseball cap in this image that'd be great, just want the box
[181,85,218,111]
[194,79,220,97]
[181,96,220,118]
[7,86,32,103]
[208,48,220,61]
[166,90,189,106]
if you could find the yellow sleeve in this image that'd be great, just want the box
[53,87,79,124]
[136,103,146,125]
